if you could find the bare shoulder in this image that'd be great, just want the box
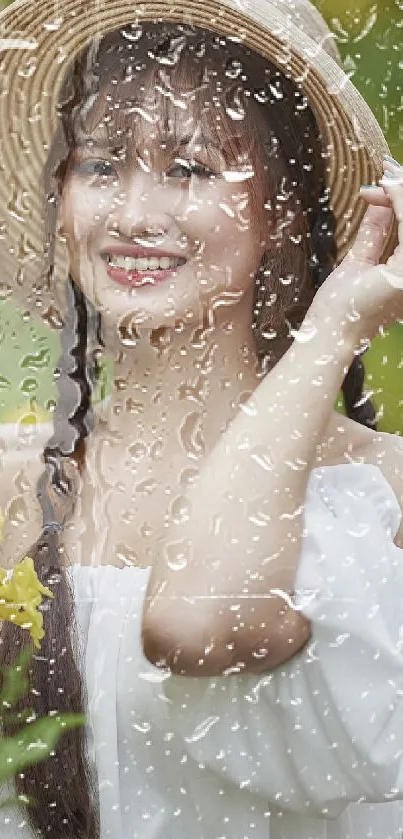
[0,424,51,569]
[359,428,403,548]
[319,412,403,547]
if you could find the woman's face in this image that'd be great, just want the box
[59,76,266,332]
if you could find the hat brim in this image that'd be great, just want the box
[0,0,396,321]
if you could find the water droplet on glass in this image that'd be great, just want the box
[135,478,157,496]
[121,25,143,42]
[222,168,254,183]
[169,495,191,525]
[118,315,139,346]
[194,342,217,375]
[236,390,257,417]
[20,348,50,370]
[225,58,243,79]
[284,458,308,472]
[184,715,219,743]
[139,522,153,539]
[315,354,333,366]
[0,37,37,51]
[179,466,199,487]
[346,307,362,324]
[248,510,271,527]
[224,85,245,121]
[178,377,206,405]
[20,377,38,395]
[42,14,64,32]
[116,543,147,568]
[261,327,278,341]
[150,326,172,354]
[254,88,269,104]
[14,470,30,494]
[218,201,235,218]
[0,375,11,390]
[269,82,284,101]
[42,306,64,330]
[8,496,29,526]
[164,539,190,571]
[348,522,370,538]
[289,321,317,342]
[129,441,148,461]
[7,186,30,222]
[150,438,164,460]
[179,412,205,459]
[18,55,37,78]
[353,7,378,41]
[236,431,252,451]
[343,53,357,79]
[250,445,274,471]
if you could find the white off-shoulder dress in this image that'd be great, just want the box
[2,463,403,838]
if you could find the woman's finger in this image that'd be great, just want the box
[346,204,393,266]
[380,173,403,221]
[359,185,392,207]
[380,163,403,256]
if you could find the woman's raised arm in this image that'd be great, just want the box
[142,189,403,676]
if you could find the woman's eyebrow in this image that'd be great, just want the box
[174,134,222,155]
[74,133,109,149]
[74,138,124,156]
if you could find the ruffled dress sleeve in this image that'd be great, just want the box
[161,463,403,819]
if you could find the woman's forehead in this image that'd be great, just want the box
[74,67,254,163]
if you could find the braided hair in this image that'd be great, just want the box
[0,277,102,838]
[0,25,376,839]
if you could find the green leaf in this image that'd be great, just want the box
[0,648,32,711]
[0,793,36,811]
[0,714,86,782]
[1,709,34,728]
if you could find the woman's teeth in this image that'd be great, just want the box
[105,255,184,271]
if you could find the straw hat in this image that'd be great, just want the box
[0,0,396,323]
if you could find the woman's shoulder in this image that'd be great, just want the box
[0,423,50,569]
[316,413,403,546]
[360,428,403,547]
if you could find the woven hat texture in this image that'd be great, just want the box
[0,0,394,319]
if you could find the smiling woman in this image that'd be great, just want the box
[3,3,403,839]
[56,34,283,335]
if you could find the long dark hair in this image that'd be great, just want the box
[0,24,375,839]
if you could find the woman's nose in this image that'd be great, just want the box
[113,171,171,241]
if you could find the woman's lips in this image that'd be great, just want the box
[101,252,187,288]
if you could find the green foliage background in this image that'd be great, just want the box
[0,0,402,430]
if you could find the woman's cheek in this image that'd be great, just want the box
[61,183,111,242]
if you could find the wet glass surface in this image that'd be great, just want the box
[0,2,403,838]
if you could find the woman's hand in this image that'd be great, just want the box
[142,157,403,678]
[314,158,402,345]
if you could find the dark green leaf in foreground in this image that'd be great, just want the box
[0,713,86,783]
[0,648,31,710]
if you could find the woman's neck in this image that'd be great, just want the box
[95,292,263,454]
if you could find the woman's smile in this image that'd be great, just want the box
[101,247,187,288]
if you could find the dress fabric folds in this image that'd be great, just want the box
[2,463,403,838]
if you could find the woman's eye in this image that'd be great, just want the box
[74,159,119,183]
[166,160,215,180]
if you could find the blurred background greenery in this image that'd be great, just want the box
[0,0,402,430]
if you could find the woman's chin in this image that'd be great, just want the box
[92,287,203,337]
[75,264,233,337]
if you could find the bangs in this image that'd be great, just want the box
[71,32,263,183]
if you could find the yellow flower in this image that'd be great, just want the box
[0,557,54,649]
